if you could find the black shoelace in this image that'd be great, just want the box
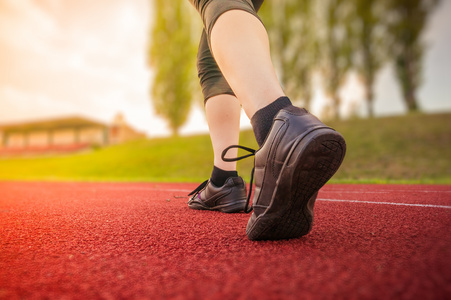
[188,180,208,199]
[221,145,256,213]
[188,145,257,213]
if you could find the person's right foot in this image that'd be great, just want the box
[246,107,346,240]
[188,177,247,213]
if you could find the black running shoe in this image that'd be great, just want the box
[188,177,247,213]
[223,107,346,240]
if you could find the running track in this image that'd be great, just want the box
[0,182,450,299]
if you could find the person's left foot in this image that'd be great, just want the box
[188,177,247,213]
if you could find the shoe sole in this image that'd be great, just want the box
[246,128,346,240]
[188,200,247,213]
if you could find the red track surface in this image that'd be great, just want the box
[1,182,450,299]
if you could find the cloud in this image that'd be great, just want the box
[0,0,169,136]
[1,0,449,139]
[0,86,79,122]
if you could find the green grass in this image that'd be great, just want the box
[0,112,450,184]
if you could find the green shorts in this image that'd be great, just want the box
[189,0,264,102]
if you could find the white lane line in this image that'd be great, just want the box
[88,185,451,194]
[122,187,451,194]
[322,190,451,193]
[155,188,192,193]
[94,187,451,208]
[318,198,451,209]
[159,189,451,209]
[96,187,193,193]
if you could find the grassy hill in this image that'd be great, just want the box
[0,113,450,184]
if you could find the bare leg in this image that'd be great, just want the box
[210,10,285,119]
[205,94,241,171]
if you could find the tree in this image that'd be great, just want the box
[352,0,388,118]
[320,0,354,120]
[386,0,441,112]
[261,0,318,110]
[148,0,199,135]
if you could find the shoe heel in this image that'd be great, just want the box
[247,128,346,240]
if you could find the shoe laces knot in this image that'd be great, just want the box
[187,180,208,203]
[221,145,256,213]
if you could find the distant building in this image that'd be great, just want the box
[109,113,146,145]
[0,114,146,156]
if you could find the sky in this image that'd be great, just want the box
[0,0,450,137]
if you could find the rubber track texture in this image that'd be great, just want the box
[0,182,450,299]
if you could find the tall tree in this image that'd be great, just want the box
[148,0,199,135]
[352,0,388,118]
[261,0,318,110]
[320,0,354,120]
[386,0,441,112]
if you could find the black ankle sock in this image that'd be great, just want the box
[251,96,293,147]
[210,166,238,187]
